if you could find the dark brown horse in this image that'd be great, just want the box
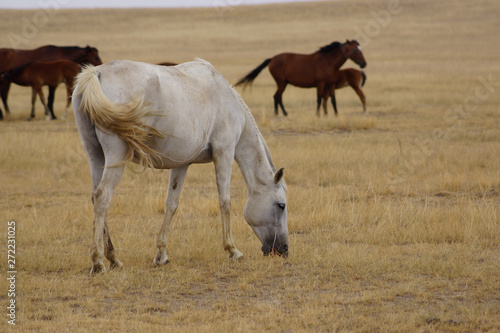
[318,68,367,115]
[157,62,177,66]
[235,40,366,116]
[2,60,80,120]
[0,45,102,119]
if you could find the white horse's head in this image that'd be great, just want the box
[243,167,289,257]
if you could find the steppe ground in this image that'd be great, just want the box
[0,0,499,331]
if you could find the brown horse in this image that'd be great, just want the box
[0,45,102,119]
[318,68,367,115]
[235,40,366,116]
[157,62,177,66]
[2,60,80,120]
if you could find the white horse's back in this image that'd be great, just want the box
[86,59,244,168]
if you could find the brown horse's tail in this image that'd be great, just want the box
[73,64,164,169]
[360,71,367,87]
[234,58,271,89]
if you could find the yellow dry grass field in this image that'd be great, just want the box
[1,0,499,331]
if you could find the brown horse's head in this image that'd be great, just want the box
[343,40,366,68]
[82,46,103,66]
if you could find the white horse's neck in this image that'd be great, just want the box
[234,106,275,193]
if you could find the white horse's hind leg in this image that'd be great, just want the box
[104,218,123,270]
[213,151,244,260]
[91,164,125,275]
[154,165,189,265]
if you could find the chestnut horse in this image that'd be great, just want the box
[235,40,366,116]
[2,60,80,120]
[317,68,367,116]
[0,45,102,119]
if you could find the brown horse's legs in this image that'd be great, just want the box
[273,83,288,116]
[36,86,57,120]
[330,90,338,116]
[1,81,11,115]
[322,92,329,115]
[352,85,367,112]
[273,94,279,115]
[316,95,322,116]
[316,85,324,116]
[0,81,5,119]
[47,85,56,116]
[316,92,330,116]
[29,88,37,120]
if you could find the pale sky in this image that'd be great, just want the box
[0,0,323,9]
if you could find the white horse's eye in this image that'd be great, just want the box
[277,203,286,210]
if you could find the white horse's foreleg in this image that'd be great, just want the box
[91,165,125,275]
[153,165,189,266]
[214,152,243,260]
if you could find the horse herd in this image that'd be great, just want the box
[0,40,367,121]
[3,41,367,274]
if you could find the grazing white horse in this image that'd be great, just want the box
[72,59,289,275]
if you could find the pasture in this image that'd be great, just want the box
[1,0,499,331]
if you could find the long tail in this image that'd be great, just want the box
[234,58,271,88]
[360,71,367,87]
[73,65,164,169]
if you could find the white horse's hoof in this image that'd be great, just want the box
[109,259,123,270]
[153,254,170,266]
[90,261,106,276]
[229,250,244,261]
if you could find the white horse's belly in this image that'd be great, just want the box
[149,99,214,168]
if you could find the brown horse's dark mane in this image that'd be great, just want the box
[42,45,97,58]
[42,45,94,51]
[316,40,360,54]
[317,41,342,54]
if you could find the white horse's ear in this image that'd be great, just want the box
[274,167,285,184]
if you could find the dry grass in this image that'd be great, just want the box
[0,0,499,331]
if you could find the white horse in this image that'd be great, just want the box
[72,59,289,275]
